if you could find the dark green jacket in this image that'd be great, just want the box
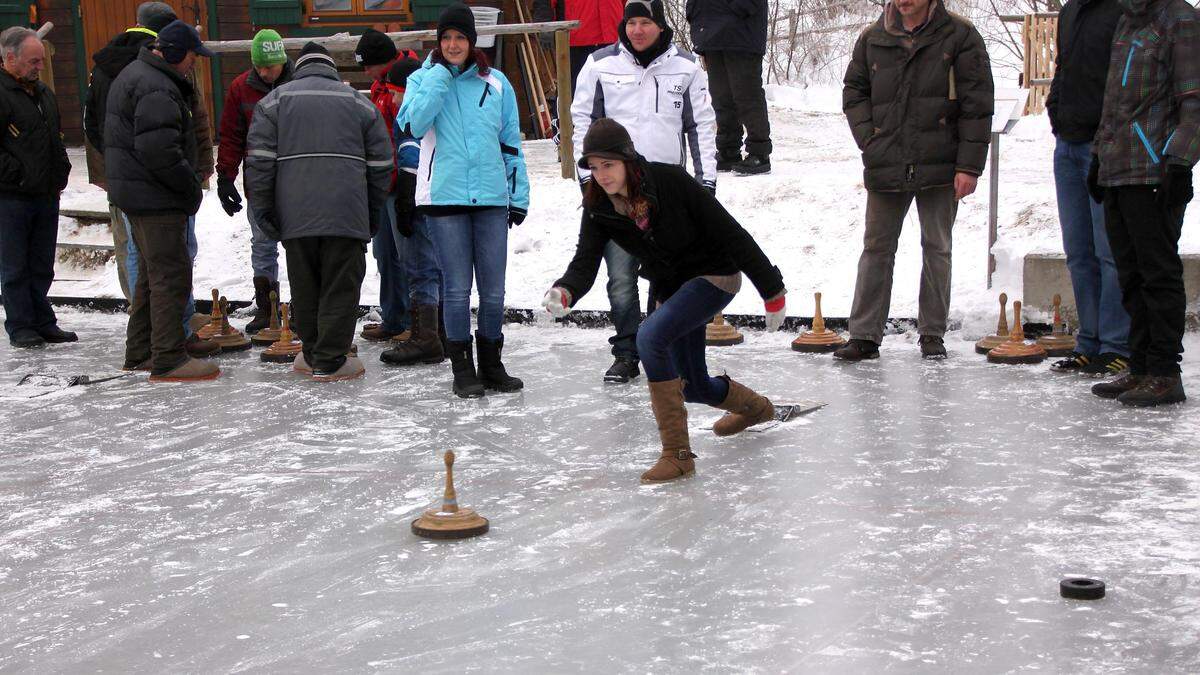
[1096,0,1200,186]
[0,69,70,197]
[842,1,994,192]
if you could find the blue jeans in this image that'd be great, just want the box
[404,212,444,306]
[246,206,280,281]
[429,207,508,342]
[372,193,410,333]
[0,194,59,338]
[125,212,197,337]
[604,241,641,360]
[635,278,734,406]
[1053,138,1130,357]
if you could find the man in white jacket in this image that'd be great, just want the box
[572,0,717,384]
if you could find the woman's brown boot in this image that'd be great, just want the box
[641,378,697,483]
[712,376,774,436]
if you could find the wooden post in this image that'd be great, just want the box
[987,132,1000,289]
[38,41,54,93]
[556,29,575,180]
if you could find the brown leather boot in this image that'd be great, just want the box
[712,376,774,436]
[641,378,696,483]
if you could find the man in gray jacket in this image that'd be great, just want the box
[245,42,393,381]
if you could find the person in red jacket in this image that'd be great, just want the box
[214,28,293,334]
[533,0,623,87]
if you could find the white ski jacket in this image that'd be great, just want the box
[572,41,717,191]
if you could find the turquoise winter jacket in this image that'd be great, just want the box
[398,57,530,211]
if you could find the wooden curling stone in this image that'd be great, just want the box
[987,301,1047,364]
[975,292,1010,354]
[705,312,744,346]
[197,288,226,341]
[412,450,490,540]
[261,303,304,363]
[792,291,845,353]
[251,290,283,346]
[210,297,252,352]
[1036,293,1077,357]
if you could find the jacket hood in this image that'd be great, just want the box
[618,24,676,68]
[93,30,157,78]
[883,0,947,37]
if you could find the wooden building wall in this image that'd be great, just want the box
[38,0,84,144]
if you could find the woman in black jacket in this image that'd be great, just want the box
[544,118,787,483]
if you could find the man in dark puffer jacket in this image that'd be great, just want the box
[105,20,219,382]
[837,0,993,362]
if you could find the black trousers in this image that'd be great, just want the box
[704,50,772,159]
[284,236,367,372]
[0,193,58,339]
[125,212,192,374]
[1103,186,1187,376]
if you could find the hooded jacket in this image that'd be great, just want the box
[103,48,203,215]
[84,28,156,154]
[1046,0,1123,142]
[397,57,530,212]
[245,60,393,242]
[216,60,294,180]
[686,0,768,55]
[842,1,994,192]
[554,159,784,305]
[1095,0,1200,186]
[571,31,718,190]
[0,69,71,196]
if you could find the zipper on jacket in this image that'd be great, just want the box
[509,167,516,194]
[654,78,659,113]
[1121,40,1142,87]
[1163,130,1177,155]
[427,148,437,180]
[906,164,916,182]
[479,83,490,107]
[1132,121,1160,164]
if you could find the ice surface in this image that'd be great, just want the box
[2,309,1199,671]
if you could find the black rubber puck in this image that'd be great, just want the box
[1060,577,1105,600]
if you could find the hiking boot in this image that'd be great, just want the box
[733,155,771,175]
[380,304,445,365]
[121,358,152,371]
[833,338,879,361]
[1080,352,1130,379]
[919,335,947,359]
[717,151,742,172]
[38,325,78,343]
[312,355,366,382]
[603,357,641,383]
[641,378,696,483]
[10,329,45,348]
[360,323,401,342]
[712,376,774,436]
[476,333,523,392]
[149,357,220,382]
[1118,375,1186,407]
[447,339,485,398]
[244,276,275,334]
[1050,352,1091,373]
[1092,373,1144,399]
[185,333,221,358]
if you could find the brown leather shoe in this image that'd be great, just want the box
[149,357,220,382]
[360,323,399,342]
[1118,375,1186,407]
[185,334,221,358]
[641,378,696,483]
[1092,373,1144,399]
[712,376,774,436]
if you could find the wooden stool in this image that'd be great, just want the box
[987,300,1047,364]
[411,451,490,540]
[975,293,1010,354]
[261,303,304,363]
[1036,293,1077,357]
[251,290,283,346]
[705,312,744,346]
[791,291,846,353]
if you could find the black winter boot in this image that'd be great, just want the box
[833,339,879,361]
[245,276,274,334]
[476,332,523,392]
[447,339,485,398]
[381,304,445,365]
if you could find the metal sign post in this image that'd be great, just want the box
[987,88,1029,289]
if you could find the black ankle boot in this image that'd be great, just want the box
[245,276,273,334]
[476,332,523,392]
[447,339,485,398]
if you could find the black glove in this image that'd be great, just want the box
[217,175,243,216]
[1157,163,1195,212]
[1086,155,1105,205]
[508,206,527,228]
[394,193,416,238]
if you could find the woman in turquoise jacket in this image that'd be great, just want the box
[399,3,530,398]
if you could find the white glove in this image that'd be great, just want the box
[542,287,572,318]
[764,294,786,332]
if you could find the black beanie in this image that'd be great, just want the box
[296,41,335,70]
[622,0,666,29]
[137,2,177,34]
[386,56,422,91]
[578,118,639,170]
[354,28,398,67]
[438,2,478,46]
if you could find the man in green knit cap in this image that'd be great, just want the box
[215,28,295,334]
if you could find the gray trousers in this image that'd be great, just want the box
[109,202,132,302]
[849,187,957,343]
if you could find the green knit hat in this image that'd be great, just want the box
[251,29,287,67]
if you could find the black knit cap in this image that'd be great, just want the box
[296,41,335,70]
[386,56,422,90]
[354,28,398,67]
[136,2,177,33]
[578,118,639,170]
[438,2,478,46]
[622,0,666,29]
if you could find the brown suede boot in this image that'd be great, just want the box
[641,378,697,483]
[712,376,774,436]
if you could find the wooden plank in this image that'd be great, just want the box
[556,28,573,180]
[61,207,111,220]
[202,20,580,53]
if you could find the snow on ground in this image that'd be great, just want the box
[54,83,1200,329]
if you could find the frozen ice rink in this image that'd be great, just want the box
[2,309,1199,672]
